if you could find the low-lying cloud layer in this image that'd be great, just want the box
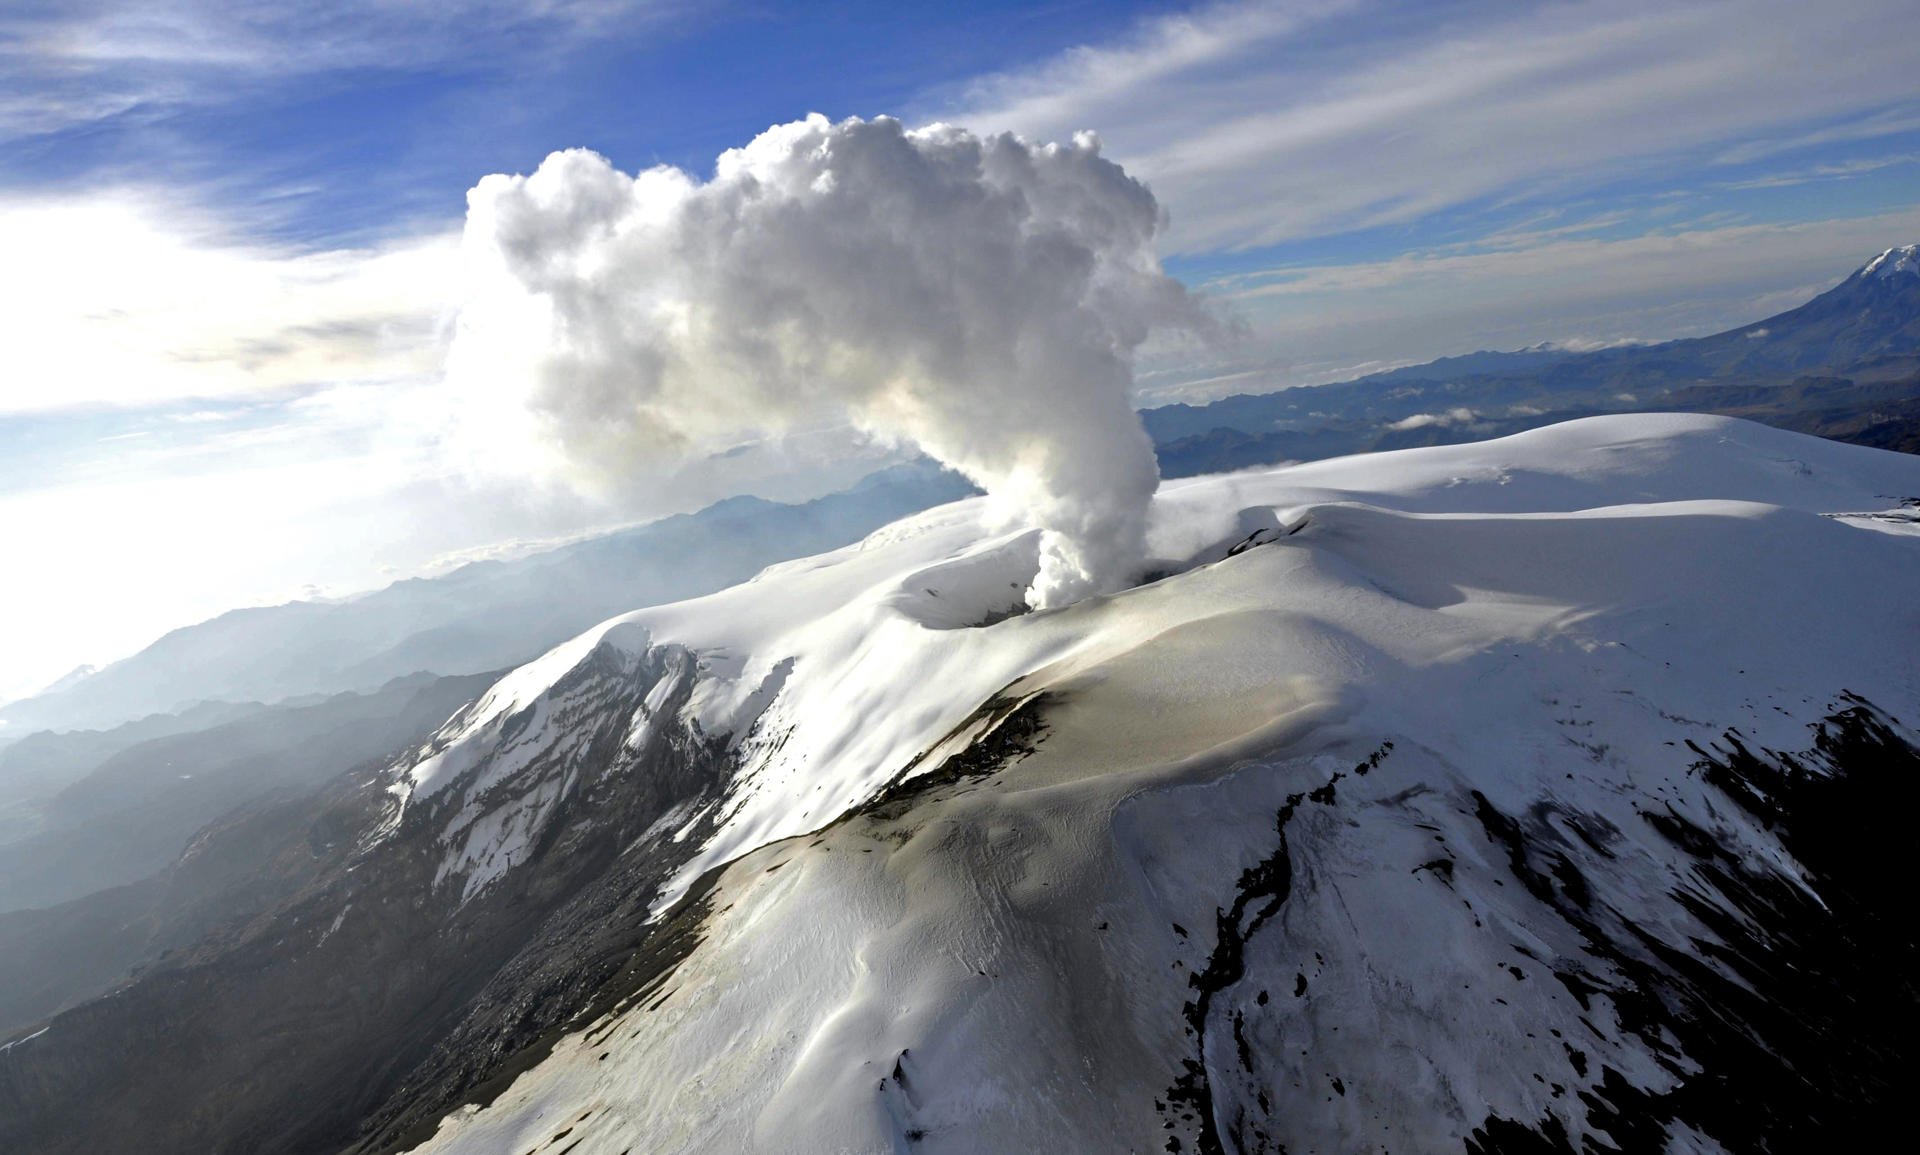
[448,114,1204,609]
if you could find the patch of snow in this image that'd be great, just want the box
[436,771,570,902]
[318,903,351,946]
[1860,243,1919,279]
[0,1026,49,1053]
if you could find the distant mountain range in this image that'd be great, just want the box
[0,670,495,1035]
[0,670,496,915]
[1146,242,1920,474]
[0,463,975,739]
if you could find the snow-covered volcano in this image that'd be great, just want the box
[4,414,1916,1154]
[383,414,1918,1154]
[1861,243,1920,280]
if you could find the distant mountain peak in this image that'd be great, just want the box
[1859,243,1919,280]
[38,664,98,696]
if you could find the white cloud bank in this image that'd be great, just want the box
[448,115,1206,608]
[1387,408,1476,432]
[0,192,457,414]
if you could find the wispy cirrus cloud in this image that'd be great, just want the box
[1713,102,1920,166]
[0,0,674,138]
[1220,214,1916,306]
[946,0,1920,254]
[1720,154,1920,191]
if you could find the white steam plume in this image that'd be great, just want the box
[447,114,1204,609]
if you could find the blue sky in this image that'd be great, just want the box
[2,2,1175,243]
[4,0,1920,700]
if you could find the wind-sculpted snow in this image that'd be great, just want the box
[358,413,1920,1154]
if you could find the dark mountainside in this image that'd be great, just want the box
[0,671,497,1035]
[0,671,499,915]
[0,642,736,1155]
[0,699,270,840]
[3,674,1914,1153]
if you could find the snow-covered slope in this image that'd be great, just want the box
[375,413,1918,1154]
[1862,242,1919,280]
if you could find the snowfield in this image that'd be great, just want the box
[386,414,1920,1154]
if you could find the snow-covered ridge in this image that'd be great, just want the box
[1859,242,1919,279]
[382,413,1920,912]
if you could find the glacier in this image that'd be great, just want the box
[365,413,1920,1154]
